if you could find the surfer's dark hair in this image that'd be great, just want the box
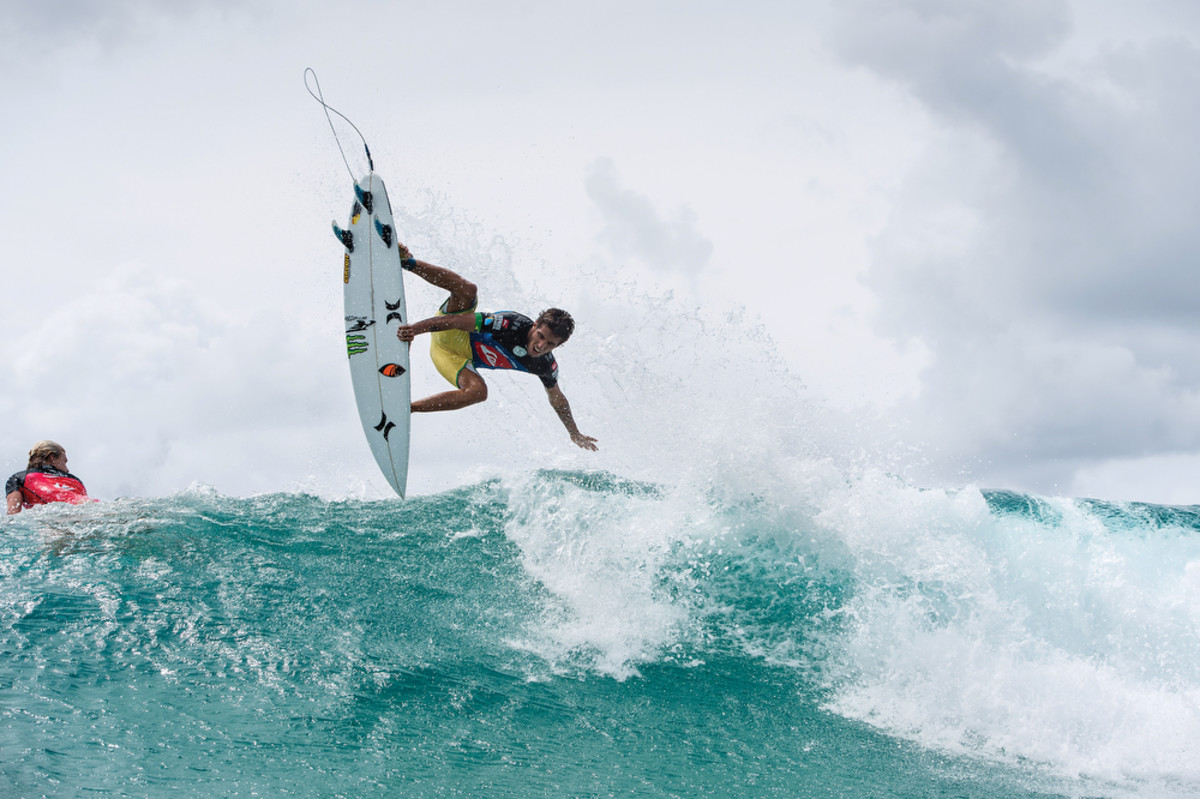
[536,308,575,342]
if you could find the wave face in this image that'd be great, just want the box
[3,473,1199,797]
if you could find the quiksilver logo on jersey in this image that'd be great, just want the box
[474,344,513,370]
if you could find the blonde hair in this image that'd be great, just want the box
[27,440,66,470]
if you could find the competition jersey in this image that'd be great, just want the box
[470,311,559,388]
[5,467,91,509]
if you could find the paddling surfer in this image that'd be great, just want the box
[6,441,94,514]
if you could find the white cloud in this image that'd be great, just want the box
[829,0,1200,496]
[585,158,713,277]
[1,262,350,498]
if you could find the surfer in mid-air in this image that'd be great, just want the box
[395,245,598,451]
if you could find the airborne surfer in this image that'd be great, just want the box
[395,245,598,451]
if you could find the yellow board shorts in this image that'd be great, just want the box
[429,300,479,387]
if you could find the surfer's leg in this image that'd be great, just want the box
[402,257,477,313]
[412,369,488,412]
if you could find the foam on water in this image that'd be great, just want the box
[490,455,1200,794]
[499,472,693,679]
[796,473,1200,793]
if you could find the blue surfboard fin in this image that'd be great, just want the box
[374,219,394,248]
[354,184,374,214]
[332,221,353,252]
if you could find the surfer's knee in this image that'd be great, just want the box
[457,370,487,405]
[447,279,478,313]
[463,380,487,405]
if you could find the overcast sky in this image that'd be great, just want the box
[3,0,1200,503]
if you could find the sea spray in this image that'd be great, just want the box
[807,474,1200,788]
[500,471,690,679]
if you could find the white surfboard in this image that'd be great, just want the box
[339,173,410,498]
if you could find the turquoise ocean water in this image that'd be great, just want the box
[3,470,1199,797]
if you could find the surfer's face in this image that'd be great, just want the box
[51,452,68,471]
[528,323,564,357]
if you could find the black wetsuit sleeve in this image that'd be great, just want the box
[6,472,26,495]
[535,357,559,388]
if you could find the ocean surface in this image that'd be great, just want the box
[3,470,1200,797]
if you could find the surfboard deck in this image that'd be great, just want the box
[340,173,410,498]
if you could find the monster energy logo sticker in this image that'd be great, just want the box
[346,317,373,357]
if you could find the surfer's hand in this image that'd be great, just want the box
[397,325,417,342]
[571,432,599,451]
[397,242,413,261]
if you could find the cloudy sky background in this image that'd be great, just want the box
[4,0,1200,503]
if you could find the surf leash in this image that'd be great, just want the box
[304,67,374,180]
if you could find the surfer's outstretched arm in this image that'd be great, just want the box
[546,384,598,451]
